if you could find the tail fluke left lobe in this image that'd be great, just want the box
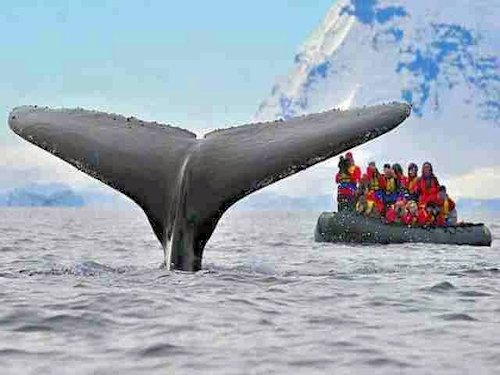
[9,106,197,244]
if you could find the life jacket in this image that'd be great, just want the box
[365,199,376,215]
[364,169,382,191]
[440,198,456,217]
[435,197,456,226]
[384,176,398,193]
[356,200,367,214]
[408,176,418,193]
[336,172,352,184]
[366,190,384,214]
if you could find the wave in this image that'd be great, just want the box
[438,313,478,322]
[18,260,133,277]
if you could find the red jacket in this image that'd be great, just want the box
[417,176,440,206]
[435,215,447,227]
[402,212,417,226]
[417,208,433,226]
[397,175,408,190]
[348,165,361,184]
[385,207,397,224]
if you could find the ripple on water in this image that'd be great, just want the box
[17,261,130,277]
[448,267,500,278]
[363,357,415,368]
[136,343,187,358]
[438,313,478,322]
[13,324,53,333]
[424,281,456,293]
[288,358,336,369]
[0,348,60,357]
[457,290,492,297]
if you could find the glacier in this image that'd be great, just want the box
[256,0,499,197]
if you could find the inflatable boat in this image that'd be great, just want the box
[314,211,492,246]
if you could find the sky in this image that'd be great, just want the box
[0,0,332,136]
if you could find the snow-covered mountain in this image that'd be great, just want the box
[256,0,499,198]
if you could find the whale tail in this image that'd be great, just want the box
[9,103,411,270]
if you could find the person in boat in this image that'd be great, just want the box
[417,162,440,208]
[382,163,400,207]
[392,163,408,193]
[436,185,458,226]
[335,152,363,211]
[385,200,407,224]
[335,156,357,211]
[407,163,419,201]
[385,204,397,224]
[357,193,383,218]
[345,152,362,185]
[417,203,433,227]
[424,201,441,226]
[356,195,373,217]
[402,200,419,226]
[361,161,385,213]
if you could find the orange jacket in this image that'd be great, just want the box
[436,197,456,225]
[408,176,419,194]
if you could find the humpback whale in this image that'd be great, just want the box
[9,103,410,271]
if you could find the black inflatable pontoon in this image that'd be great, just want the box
[314,211,492,246]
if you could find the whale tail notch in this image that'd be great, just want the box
[9,102,411,270]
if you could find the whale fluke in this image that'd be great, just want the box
[9,102,410,271]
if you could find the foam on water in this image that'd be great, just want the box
[0,207,498,374]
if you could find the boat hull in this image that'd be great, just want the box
[314,211,492,246]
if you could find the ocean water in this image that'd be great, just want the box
[0,207,498,374]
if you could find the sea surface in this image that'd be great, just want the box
[0,207,498,374]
